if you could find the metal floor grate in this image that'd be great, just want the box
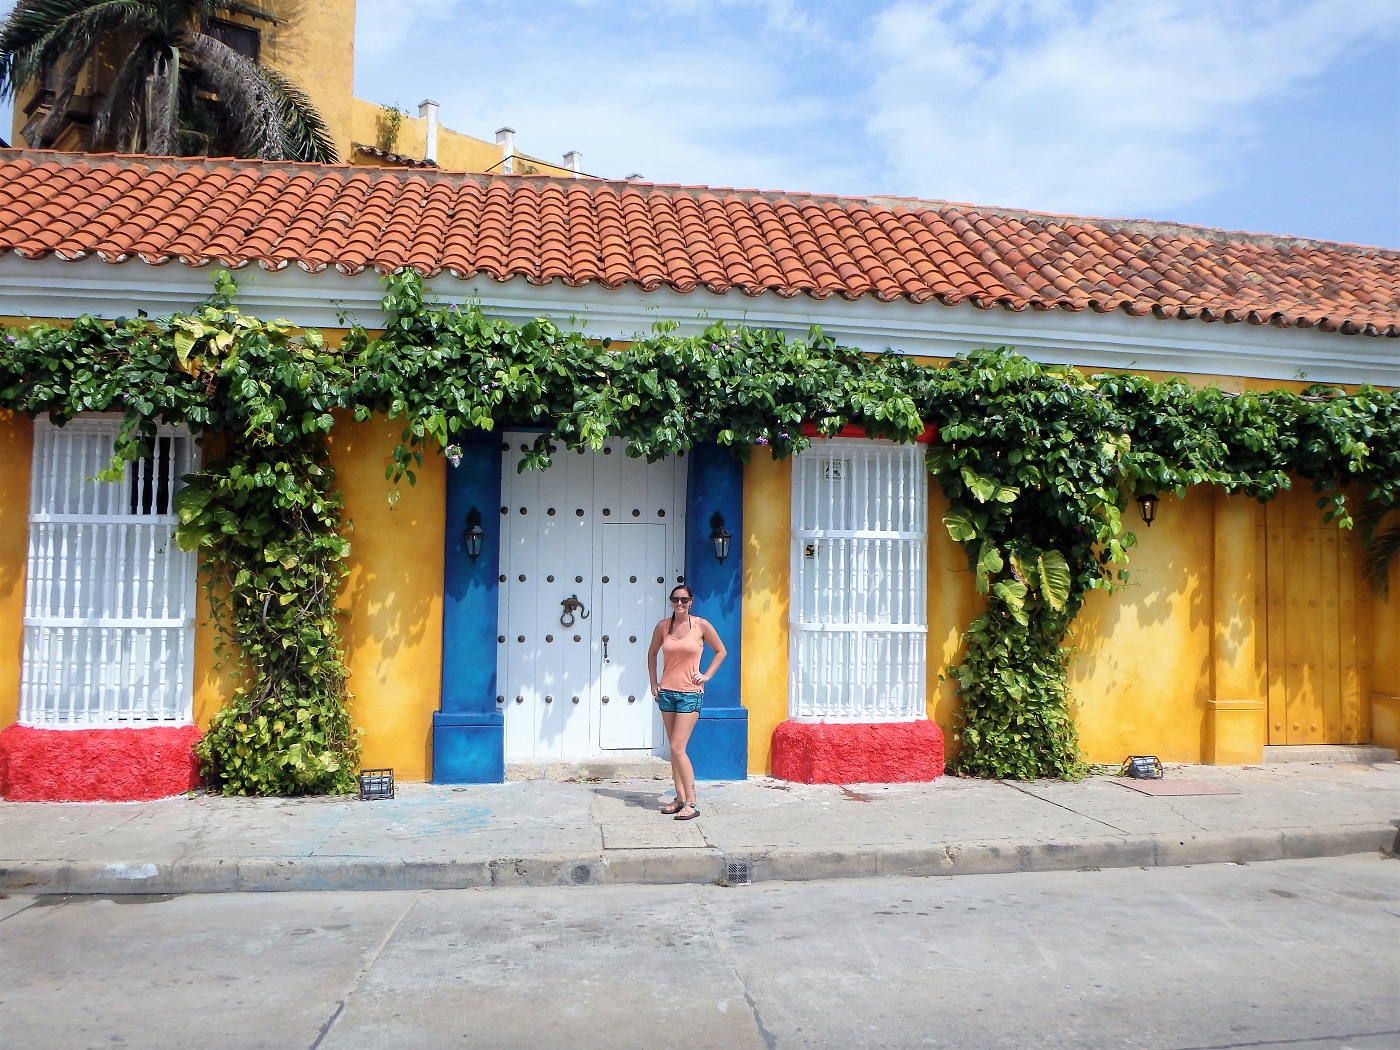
[725,858,752,886]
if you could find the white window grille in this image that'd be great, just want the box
[20,418,198,728]
[789,438,927,722]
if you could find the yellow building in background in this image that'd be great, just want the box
[8,0,574,177]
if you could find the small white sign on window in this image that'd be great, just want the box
[824,460,847,481]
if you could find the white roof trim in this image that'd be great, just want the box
[0,256,1393,386]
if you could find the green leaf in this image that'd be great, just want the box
[943,507,979,543]
[1038,550,1072,611]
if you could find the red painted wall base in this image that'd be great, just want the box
[770,719,945,784]
[0,724,203,802]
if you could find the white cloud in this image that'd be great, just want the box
[355,0,461,65]
[864,0,1400,216]
[348,0,1397,237]
[355,1,866,192]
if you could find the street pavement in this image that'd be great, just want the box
[1,761,1397,894]
[1,857,1397,1049]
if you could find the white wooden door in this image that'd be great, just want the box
[598,522,670,749]
[497,434,685,761]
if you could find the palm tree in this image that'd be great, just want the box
[0,0,336,162]
[1358,499,1400,599]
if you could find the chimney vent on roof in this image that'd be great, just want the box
[625,173,644,181]
[418,99,439,164]
[564,150,582,177]
[496,127,516,175]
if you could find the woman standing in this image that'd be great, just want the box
[648,584,727,820]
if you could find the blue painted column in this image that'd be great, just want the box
[434,430,505,783]
[684,443,747,780]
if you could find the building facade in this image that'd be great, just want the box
[0,150,1396,799]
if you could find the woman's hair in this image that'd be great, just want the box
[668,584,694,635]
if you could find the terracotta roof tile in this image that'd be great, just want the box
[0,149,1394,335]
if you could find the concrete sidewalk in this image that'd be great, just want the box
[1,762,1397,895]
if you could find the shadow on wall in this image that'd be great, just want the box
[330,414,447,779]
[1069,489,1215,764]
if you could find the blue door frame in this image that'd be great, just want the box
[434,435,747,782]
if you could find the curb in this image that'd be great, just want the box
[1,824,1394,896]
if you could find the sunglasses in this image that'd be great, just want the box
[669,596,692,604]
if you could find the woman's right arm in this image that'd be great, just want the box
[647,621,665,696]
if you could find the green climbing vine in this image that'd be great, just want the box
[0,275,360,795]
[2,268,1398,791]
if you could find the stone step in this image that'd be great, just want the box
[1263,744,1398,765]
[505,757,673,781]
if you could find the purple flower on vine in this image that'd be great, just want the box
[445,444,463,467]
[755,436,769,446]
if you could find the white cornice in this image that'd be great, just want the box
[0,256,1394,386]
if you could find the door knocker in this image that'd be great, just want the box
[560,594,589,628]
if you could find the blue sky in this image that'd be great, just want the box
[354,0,1400,247]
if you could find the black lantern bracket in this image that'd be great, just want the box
[463,506,485,560]
[709,511,733,563]
[1136,492,1160,527]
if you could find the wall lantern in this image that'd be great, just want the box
[1136,493,1160,527]
[463,507,485,560]
[709,511,732,563]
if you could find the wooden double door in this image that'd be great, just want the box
[1257,486,1371,744]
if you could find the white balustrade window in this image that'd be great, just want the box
[789,438,928,722]
[20,418,198,727]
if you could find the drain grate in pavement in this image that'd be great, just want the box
[725,858,752,886]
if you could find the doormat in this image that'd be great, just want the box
[1113,778,1241,796]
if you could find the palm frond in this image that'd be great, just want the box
[88,35,158,150]
[259,65,337,163]
[1362,523,1400,599]
[1354,498,1392,546]
[0,0,156,98]
[185,31,283,156]
[144,43,179,155]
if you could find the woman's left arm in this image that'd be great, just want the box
[697,620,727,683]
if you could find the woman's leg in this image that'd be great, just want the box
[668,710,701,805]
[661,710,684,804]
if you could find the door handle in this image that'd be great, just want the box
[560,594,589,627]
[602,634,609,662]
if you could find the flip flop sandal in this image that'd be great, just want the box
[674,803,700,821]
[660,798,685,815]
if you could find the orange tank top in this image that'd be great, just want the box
[659,618,706,692]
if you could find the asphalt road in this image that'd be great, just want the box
[1,856,1396,1050]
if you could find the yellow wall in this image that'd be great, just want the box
[925,478,984,763]
[328,413,446,781]
[0,413,32,731]
[261,0,358,162]
[741,450,790,774]
[348,99,507,172]
[1374,558,1400,748]
[1070,489,1216,763]
[190,434,241,730]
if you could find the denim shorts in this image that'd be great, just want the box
[656,689,704,714]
